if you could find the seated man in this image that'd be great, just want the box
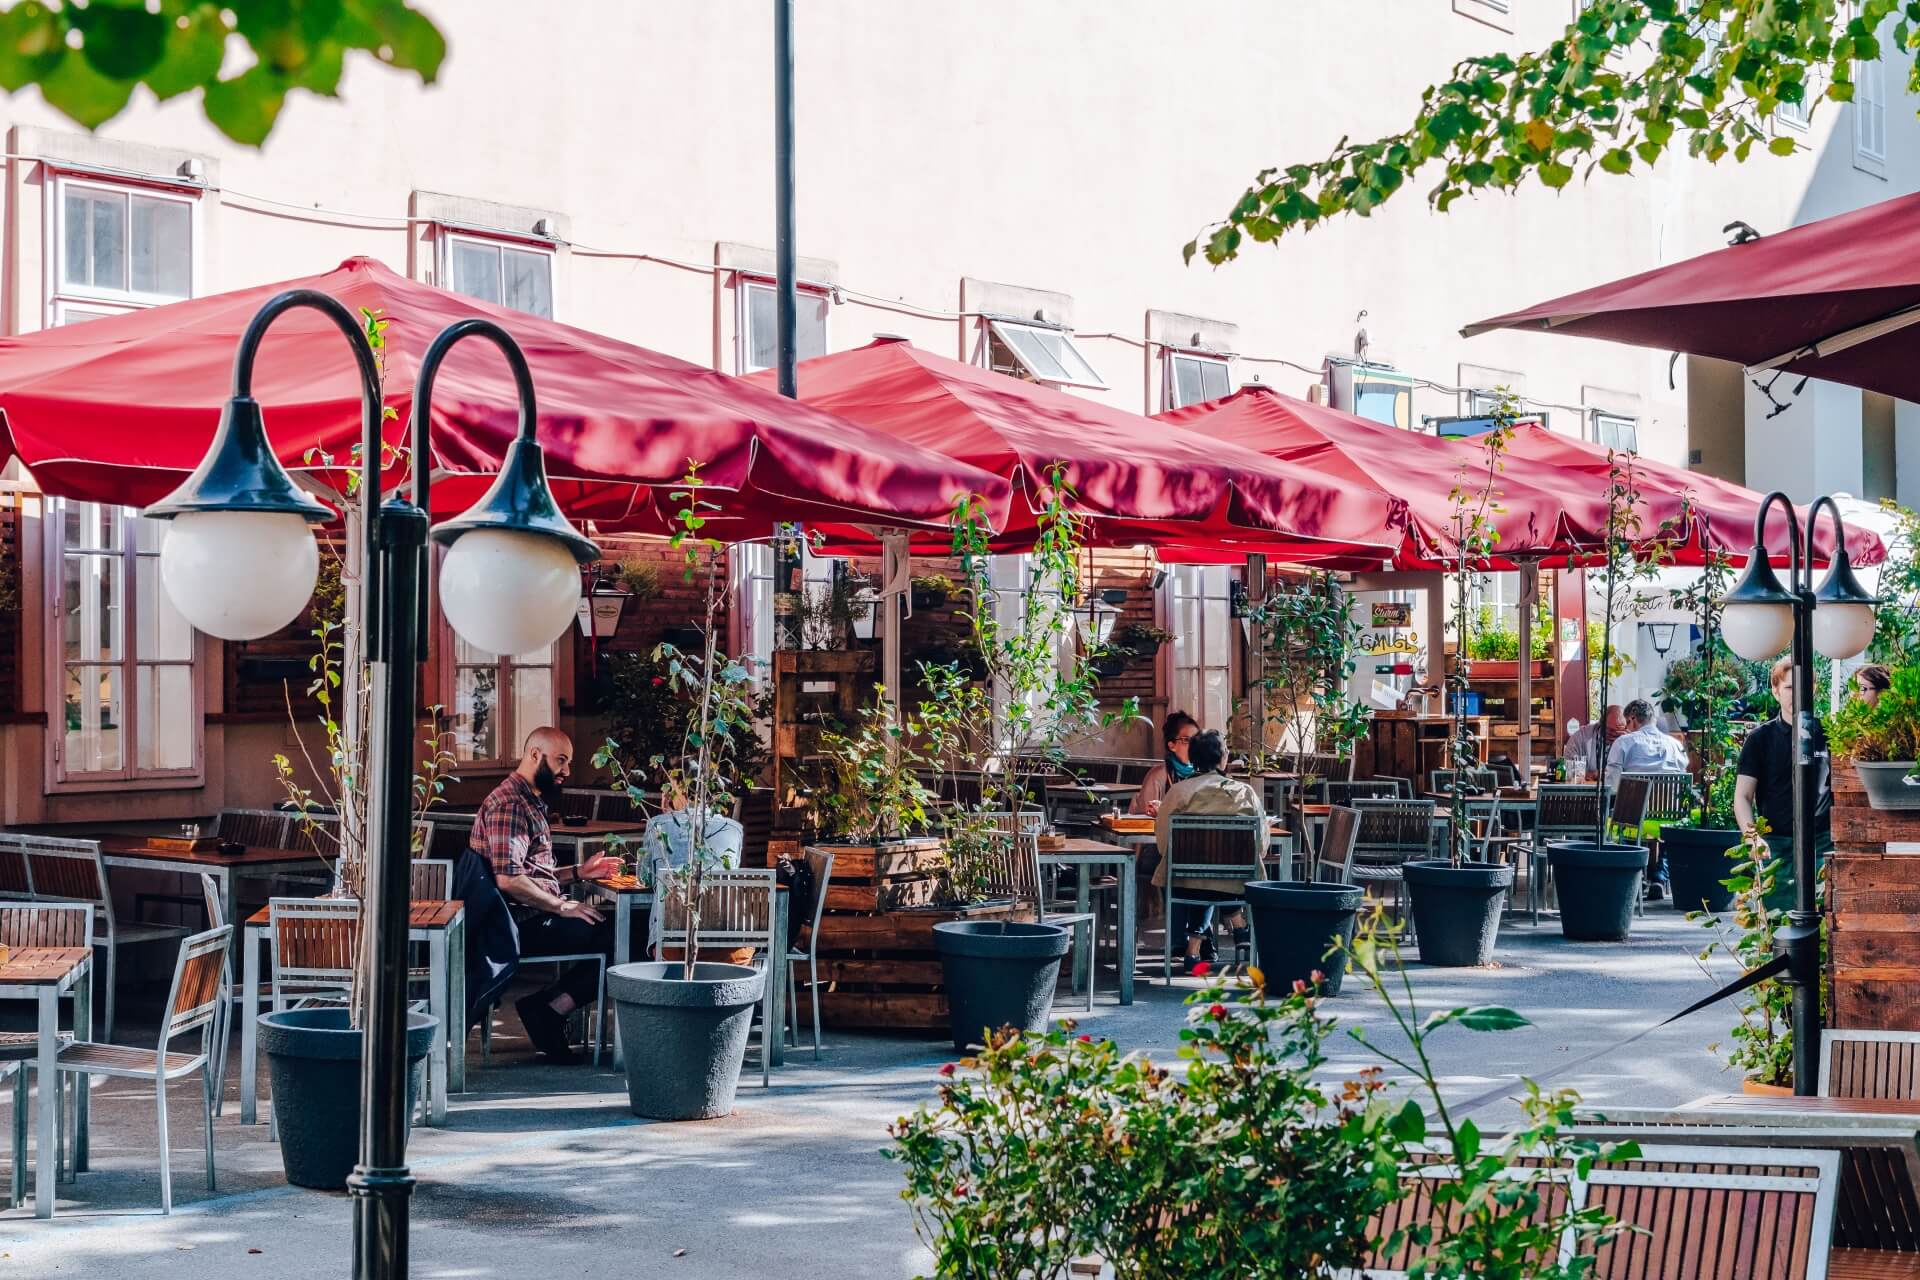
[1603,697,1689,901]
[1565,704,1624,777]
[472,726,620,1064]
[1152,730,1264,973]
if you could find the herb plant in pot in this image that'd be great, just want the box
[1402,405,1516,966]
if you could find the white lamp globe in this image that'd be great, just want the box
[439,527,582,657]
[1720,601,1796,662]
[158,510,319,641]
[1813,601,1878,660]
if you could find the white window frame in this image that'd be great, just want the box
[43,498,204,790]
[437,228,557,319]
[439,623,560,768]
[46,173,199,327]
[976,318,1109,391]
[737,539,836,678]
[734,275,831,375]
[1166,564,1236,732]
[1854,43,1888,177]
[1161,348,1234,411]
[1593,411,1640,454]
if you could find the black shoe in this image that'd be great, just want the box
[1199,934,1219,963]
[1232,927,1251,947]
[1645,881,1667,903]
[515,995,580,1064]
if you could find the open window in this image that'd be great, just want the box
[977,318,1107,390]
[441,230,555,318]
[736,277,829,374]
[1162,348,1233,410]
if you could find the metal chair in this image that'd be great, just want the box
[589,787,657,823]
[1819,1028,1920,1100]
[787,848,835,1059]
[215,809,292,848]
[0,835,33,902]
[1160,814,1265,986]
[659,869,779,1084]
[973,831,1100,1009]
[1327,780,1401,807]
[1634,771,1697,825]
[1524,784,1605,924]
[23,835,184,1041]
[1609,775,1654,920]
[27,925,231,1214]
[1347,800,1438,927]
[1376,775,1416,799]
[409,859,453,901]
[1429,768,1497,797]
[1314,805,1362,885]
[196,875,263,1119]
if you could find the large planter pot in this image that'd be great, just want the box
[608,961,765,1121]
[1854,761,1920,810]
[255,1007,438,1191]
[1245,880,1364,994]
[1547,842,1647,942]
[1742,1077,1794,1097]
[932,921,1069,1052]
[1664,825,1742,915]
[1403,860,1514,967]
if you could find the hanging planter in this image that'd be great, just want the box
[1090,653,1129,678]
[910,574,956,611]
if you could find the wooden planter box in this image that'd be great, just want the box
[1830,761,1920,1031]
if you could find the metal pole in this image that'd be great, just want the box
[1782,499,1823,1096]
[773,0,797,399]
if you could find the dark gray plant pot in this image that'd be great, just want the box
[1854,761,1920,810]
[1546,841,1647,942]
[1664,825,1741,915]
[608,961,765,1121]
[1245,880,1364,994]
[256,1007,437,1191]
[932,921,1070,1052]
[1403,860,1514,967]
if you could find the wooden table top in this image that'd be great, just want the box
[1043,837,1134,856]
[0,947,89,986]
[1046,782,1140,795]
[1830,1247,1920,1278]
[244,901,463,929]
[100,836,321,867]
[591,873,651,894]
[1684,1094,1920,1118]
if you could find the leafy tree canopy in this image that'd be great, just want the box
[0,0,445,146]
[1188,0,1907,264]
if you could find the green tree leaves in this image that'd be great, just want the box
[0,0,445,145]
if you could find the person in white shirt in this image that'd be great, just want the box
[1564,705,1624,775]
[1603,698,1690,788]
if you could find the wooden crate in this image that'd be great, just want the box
[1830,761,1920,1031]
[802,897,1034,1033]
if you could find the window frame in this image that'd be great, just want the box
[976,318,1109,391]
[734,275,831,375]
[46,172,199,327]
[43,498,205,791]
[1166,564,1236,732]
[1854,44,1888,176]
[438,622,560,769]
[437,227,557,319]
[1593,411,1640,454]
[736,538,837,678]
[1161,347,1234,411]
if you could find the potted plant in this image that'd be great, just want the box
[910,572,956,611]
[1658,546,1746,914]
[1402,399,1516,966]
[598,463,767,1121]
[1693,832,1797,1093]
[1243,571,1371,989]
[1829,663,1920,810]
[1548,448,1673,943]
[1112,620,1171,659]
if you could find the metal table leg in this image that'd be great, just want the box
[240,923,262,1125]
[611,892,633,1069]
[767,894,788,1069]
[426,929,449,1125]
[1118,858,1136,1006]
[448,915,466,1095]
[72,961,90,1174]
[35,988,55,1219]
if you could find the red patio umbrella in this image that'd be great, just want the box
[1463,189,1920,408]
[745,337,1407,560]
[0,257,1006,537]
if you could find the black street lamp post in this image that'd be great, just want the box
[141,293,597,1279]
[1717,492,1878,1097]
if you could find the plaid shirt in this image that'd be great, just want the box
[470,772,559,899]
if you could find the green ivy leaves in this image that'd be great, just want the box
[0,0,445,145]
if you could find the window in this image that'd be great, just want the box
[987,554,1075,722]
[1162,349,1233,410]
[736,278,829,374]
[1169,564,1235,731]
[1594,412,1639,453]
[446,634,556,764]
[738,539,834,675]
[1855,46,1888,175]
[52,176,195,323]
[978,319,1108,390]
[442,231,554,318]
[48,500,200,784]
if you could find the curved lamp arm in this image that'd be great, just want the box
[1806,494,1850,581]
[1751,490,1805,590]
[406,316,539,518]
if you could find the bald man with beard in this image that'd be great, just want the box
[471,726,619,1064]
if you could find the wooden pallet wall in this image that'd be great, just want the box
[1830,762,1920,1031]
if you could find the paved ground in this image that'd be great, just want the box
[1,904,1747,1278]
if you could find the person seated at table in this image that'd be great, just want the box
[473,726,621,1065]
[1565,704,1624,776]
[1603,698,1688,901]
[1130,710,1200,817]
[638,783,745,955]
[1152,729,1263,973]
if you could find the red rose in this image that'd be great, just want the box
[938,1062,955,1078]
[1190,961,1212,977]
[953,1183,968,1197]
[651,676,665,686]
[1077,1034,1093,1043]
[1292,979,1310,995]
[1208,1003,1227,1019]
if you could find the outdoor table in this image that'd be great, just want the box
[1680,1094,1920,1119]
[428,813,649,865]
[1038,837,1137,1004]
[238,900,465,1127]
[580,874,787,1070]
[1045,782,1140,800]
[99,836,324,950]
[0,946,92,1218]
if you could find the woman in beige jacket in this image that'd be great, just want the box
[1151,730,1263,971]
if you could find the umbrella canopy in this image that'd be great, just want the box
[1463,190,1920,405]
[1160,383,1609,567]
[746,337,1407,560]
[0,257,1006,537]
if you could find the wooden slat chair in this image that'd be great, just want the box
[21,925,233,1215]
[1823,1030,1920,1103]
[786,848,835,1059]
[0,903,93,1205]
[1160,813,1264,986]
[286,812,340,856]
[1329,780,1402,807]
[1314,805,1363,885]
[409,859,453,901]
[0,835,33,902]
[215,809,291,848]
[658,869,778,1084]
[1609,774,1654,920]
[1376,775,1416,799]
[973,830,1100,1009]
[23,835,184,1041]
[1630,771,1698,825]
[425,819,472,864]
[197,874,267,1119]
[1347,800,1438,928]
[1112,758,1163,786]
[1524,785,1605,925]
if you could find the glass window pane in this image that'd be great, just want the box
[450,240,502,304]
[512,665,553,746]
[1201,599,1230,666]
[1173,357,1204,409]
[1202,667,1231,734]
[747,285,777,372]
[130,195,191,298]
[452,664,499,761]
[136,664,195,770]
[88,191,128,293]
[64,664,123,773]
[132,514,168,554]
[798,290,829,361]
[501,247,553,318]
[1033,329,1103,387]
[998,324,1071,382]
[136,556,194,660]
[62,552,123,664]
[62,501,122,552]
[54,303,124,326]
[1201,358,1232,402]
[62,189,92,289]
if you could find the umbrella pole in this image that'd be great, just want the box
[1517,564,1537,776]
[1244,554,1267,765]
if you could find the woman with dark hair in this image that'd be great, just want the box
[1151,729,1264,972]
[1130,710,1200,817]
[1855,663,1891,707]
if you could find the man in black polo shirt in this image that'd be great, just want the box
[1734,655,1832,908]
